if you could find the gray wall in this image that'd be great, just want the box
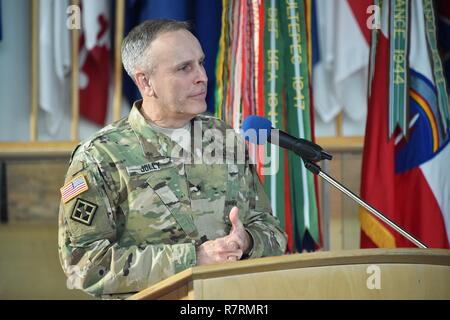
[0,0,31,141]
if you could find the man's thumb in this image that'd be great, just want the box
[229,207,241,231]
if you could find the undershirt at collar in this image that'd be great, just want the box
[146,120,192,152]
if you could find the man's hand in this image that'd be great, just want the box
[195,207,252,265]
[196,236,243,265]
[226,207,252,255]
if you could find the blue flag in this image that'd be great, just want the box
[437,1,450,94]
[122,0,221,114]
[0,0,3,42]
[311,0,319,67]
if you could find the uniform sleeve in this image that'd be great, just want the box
[58,147,196,298]
[236,146,288,259]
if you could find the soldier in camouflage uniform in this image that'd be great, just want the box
[58,20,287,299]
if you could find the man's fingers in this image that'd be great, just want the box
[215,237,239,250]
[228,240,239,250]
[197,239,243,265]
[218,238,241,253]
[221,249,243,262]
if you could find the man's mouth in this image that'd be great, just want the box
[190,91,207,98]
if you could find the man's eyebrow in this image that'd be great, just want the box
[174,55,205,68]
[174,60,193,68]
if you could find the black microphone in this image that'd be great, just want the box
[241,115,332,162]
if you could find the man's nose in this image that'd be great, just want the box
[195,65,208,84]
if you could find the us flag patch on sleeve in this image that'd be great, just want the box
[60,175,89,203]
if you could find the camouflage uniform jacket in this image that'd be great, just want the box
[58,101,287,298]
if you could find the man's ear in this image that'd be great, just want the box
[134,72,155,97]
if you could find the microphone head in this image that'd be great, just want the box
[241,115,272,145]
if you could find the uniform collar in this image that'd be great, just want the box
[128,100,180,159]
[128,100,227,163]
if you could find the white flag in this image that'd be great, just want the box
[313,0,369,125]
[39,0,71,136]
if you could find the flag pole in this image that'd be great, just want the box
[112,0,125,122]
[336,112,343,137]
[70,0,80,141]
[303,161,428,249]
[30,0,39,141]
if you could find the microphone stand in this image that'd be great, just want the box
[303,160,428,249]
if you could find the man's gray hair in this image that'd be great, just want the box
[121,19,191,78]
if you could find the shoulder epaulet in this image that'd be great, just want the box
[69,117,129,164]
[69,137,94,164]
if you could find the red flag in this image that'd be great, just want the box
[360,1,450,248]
[360,24,397,248]
[79,0,111,126]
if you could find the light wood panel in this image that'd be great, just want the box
[0,142,77,159]
[130,249,450,300]
[316,136,363,151]
[341,152,363,249]
[0,139,363,159]
[7,160,68,221]
[197,264,450,299]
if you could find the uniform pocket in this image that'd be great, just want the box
[145,163,197,237]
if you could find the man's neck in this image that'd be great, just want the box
[140,99,194,129]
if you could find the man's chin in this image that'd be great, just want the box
[177,102,207,117]
[190,101,207,114]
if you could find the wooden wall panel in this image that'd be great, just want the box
[6,159,69,221]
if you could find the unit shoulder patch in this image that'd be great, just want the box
[70,198,98,226]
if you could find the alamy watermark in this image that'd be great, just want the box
[367,5,381,30]
[67,5,81,30]
[163,120,279,176]
[66,4,382,31]
[366,264,381,290]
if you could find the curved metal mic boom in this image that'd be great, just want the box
[240,115,428,248]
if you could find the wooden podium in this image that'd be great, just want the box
[128,249,450,300]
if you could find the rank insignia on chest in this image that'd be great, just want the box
[70,198,98,226]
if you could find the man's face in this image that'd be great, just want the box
[146,29,208,120]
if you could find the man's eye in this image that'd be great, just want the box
[179,65,190,71]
